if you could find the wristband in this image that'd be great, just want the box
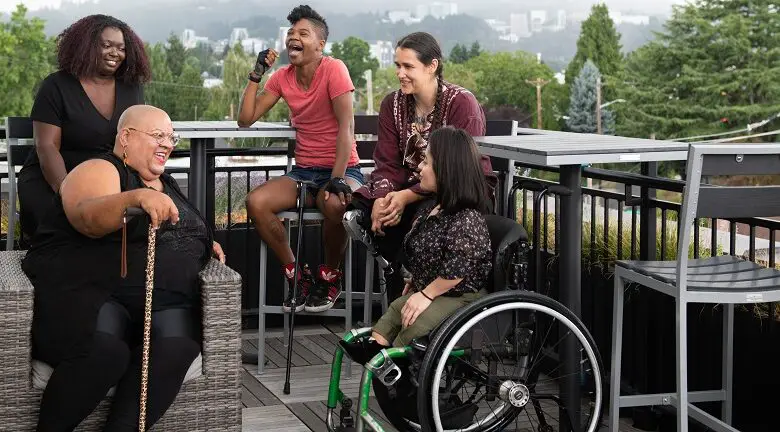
[248,72,262,83]
[420,290,433,301]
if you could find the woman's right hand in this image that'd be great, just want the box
[134,189,179,229]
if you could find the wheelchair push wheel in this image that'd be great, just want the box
[416,290,604,432]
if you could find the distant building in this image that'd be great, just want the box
[275,26,290,52]
[241,38,266,55]
[554,10,567,31]
[229,28,249,47]
[609,11,650,26]
[509,13,531,39]
[181,29,209,50]
[369,40,394,68]
[530,10,547,33]
[203,78,224,89]
[387,10,420,24]
[485,18,512,36]
[428,2,458,19]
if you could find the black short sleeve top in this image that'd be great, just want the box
[26,70,145,171]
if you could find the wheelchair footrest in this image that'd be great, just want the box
[367,351,402,387]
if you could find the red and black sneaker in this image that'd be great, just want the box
[305,265,343,312]
[282,263,314,313]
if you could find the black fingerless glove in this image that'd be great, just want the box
[324,177,351,196]
[253,49,272,75]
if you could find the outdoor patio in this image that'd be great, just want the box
[237,325,645,432]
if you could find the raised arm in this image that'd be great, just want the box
[237,49,281,127]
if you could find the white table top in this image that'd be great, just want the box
[172,121,296,139]
[477,131,690,166]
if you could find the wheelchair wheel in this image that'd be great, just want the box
[417,290,604,432]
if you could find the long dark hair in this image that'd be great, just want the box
[428,127,489,215]
[396,32,446,131]
[56,14,151,84]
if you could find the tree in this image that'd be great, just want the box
[566,60,615,134]
[449,43,468,63]
[0,5,55,117]
[565,4,622,87]
[170,61,208,120]
[165,34,187,77]
[468,51,564,130]
[449,42,483,64]
[330,36,379,88]
[144,43,175,115]
[614,0,780,140]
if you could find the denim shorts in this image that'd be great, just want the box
[284,166,364,190]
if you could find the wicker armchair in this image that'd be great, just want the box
[0,251,243,431]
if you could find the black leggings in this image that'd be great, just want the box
[36,301,201,432]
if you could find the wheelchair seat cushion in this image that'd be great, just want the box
[31,352,203,396]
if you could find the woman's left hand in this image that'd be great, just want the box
[212,242,226,263]
[401,292,432,328]
[379,191,407,227]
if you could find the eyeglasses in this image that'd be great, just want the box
[127,128,181,147]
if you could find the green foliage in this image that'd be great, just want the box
[565,4,623,91]
[165,34,187,77]
[468,51,564,130]
[449,41,482,64]
[0,5,55,117]
[331,36,379,88]
[566,60,615,134]
[613,0,780,140]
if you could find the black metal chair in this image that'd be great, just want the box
[4,116,34,251]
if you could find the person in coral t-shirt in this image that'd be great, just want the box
[238,5,361,313]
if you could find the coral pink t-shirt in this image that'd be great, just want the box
[264,56,359,168]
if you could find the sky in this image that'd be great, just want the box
[0,0,685,15]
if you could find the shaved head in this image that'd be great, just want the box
[117,104,170,132]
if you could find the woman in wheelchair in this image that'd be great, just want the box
[340,127,491,362]
[328,131,605,432]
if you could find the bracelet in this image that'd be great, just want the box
[420,290,433,301]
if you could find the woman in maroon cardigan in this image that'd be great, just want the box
[351,32,496,298]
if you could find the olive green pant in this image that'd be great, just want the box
[373,290,486,347]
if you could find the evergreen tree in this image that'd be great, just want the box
[449,43,468,63]
[144,43,175,115]
[614,0,780,140]
[566,60,614,134]
[565,4,623,87]
[165,34,187,77]
[468,41,482,59]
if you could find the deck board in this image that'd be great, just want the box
[238,325,644,432]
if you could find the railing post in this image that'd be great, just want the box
[639,162,658,260]
[205,139,216,229]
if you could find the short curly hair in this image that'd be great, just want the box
[287,5,329,42]
[56,14,151,84]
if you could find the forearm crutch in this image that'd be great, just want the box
[283,180,309,395]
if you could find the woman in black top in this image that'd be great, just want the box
[23,106,225,431]
[340,127,492,362]
[18,14,150,239]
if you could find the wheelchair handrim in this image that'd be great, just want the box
[430,301,604,432]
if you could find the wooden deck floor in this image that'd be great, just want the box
[239,325,642,432]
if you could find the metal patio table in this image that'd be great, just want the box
[476,131,690,431]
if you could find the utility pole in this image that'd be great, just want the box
[364,69,374,114]
[525,78,550,129]
[596,76,602,135]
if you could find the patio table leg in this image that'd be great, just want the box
[188,137,210,213]
[559,164,582,432]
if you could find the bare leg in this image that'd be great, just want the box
[246,176,301,264]
[317,178,362,268]
[371,331,390,346]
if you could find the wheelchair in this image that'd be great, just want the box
[330,193,604,432]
